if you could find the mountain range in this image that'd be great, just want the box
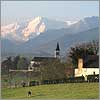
[1,16,99,58]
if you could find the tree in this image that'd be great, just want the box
[69,40,99,68]
[91,40,99,55]
[13,56,20,70]
[40,59,66,80]
[1,57,14,74]
[17,57,29,70]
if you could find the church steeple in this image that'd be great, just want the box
[55,42,60,59]
[56,42,60,51]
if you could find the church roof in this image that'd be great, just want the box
[32,57,56,62]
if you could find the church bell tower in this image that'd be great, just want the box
[55,42,60,59]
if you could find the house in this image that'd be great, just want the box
[83,55,99,68]
[75,55,99,79]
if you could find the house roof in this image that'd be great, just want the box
[83,55,99,68]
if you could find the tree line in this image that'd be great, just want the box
[1,56,30,75]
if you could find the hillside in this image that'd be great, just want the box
[32,27,99,56]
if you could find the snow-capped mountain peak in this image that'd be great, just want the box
[1,22,19,37]
[1,16,69,42]
[22,16,46,38]
[1,16,47,42]
[1,16,99,43]
[65,20,79,25]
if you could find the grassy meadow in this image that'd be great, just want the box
[1,83,99,99]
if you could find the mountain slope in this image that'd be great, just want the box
[68,16,99,33]
[1,16,99,43]
[34,27,99,56]
[1,16,99,57]
[1,16,69,42]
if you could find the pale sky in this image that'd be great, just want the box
[1,1,99,25]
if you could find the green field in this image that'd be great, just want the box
[2,83,99,99]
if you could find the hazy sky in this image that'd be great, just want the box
[1,1,99,25]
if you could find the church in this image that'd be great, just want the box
[28,42,61,71]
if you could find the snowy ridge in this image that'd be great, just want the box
[65,21,78,25]
[1,16,98,43]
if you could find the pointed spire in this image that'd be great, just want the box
[56,42,60,51]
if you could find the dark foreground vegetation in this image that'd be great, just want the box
[29,74,99,86]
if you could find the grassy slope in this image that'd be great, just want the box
[2,83,99,99]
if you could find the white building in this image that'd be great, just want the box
[75,58,99,78]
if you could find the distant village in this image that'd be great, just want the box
[1,40,99,88]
